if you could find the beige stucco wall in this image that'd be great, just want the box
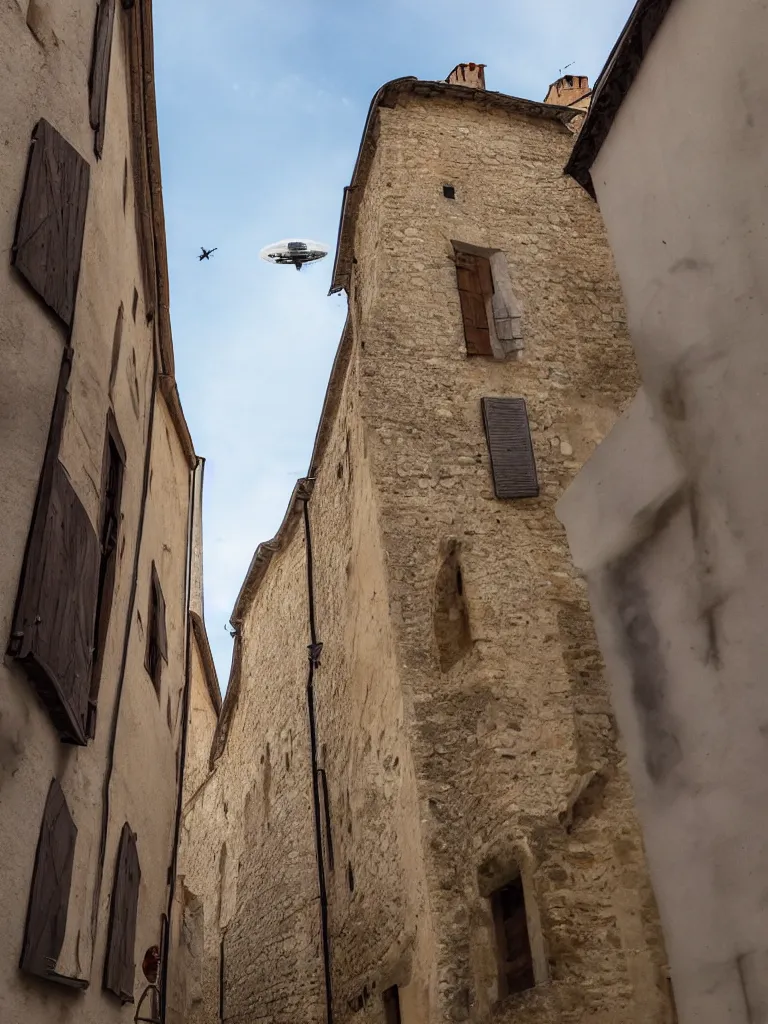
[184,637,220,804]
[179,82,674,1024]
[0,2,196,1022]
[556,2,768,1023]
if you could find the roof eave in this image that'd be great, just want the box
[564,0,676,195]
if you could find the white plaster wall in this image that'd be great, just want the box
[559,1,768,1020]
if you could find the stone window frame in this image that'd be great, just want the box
[477,843,549,1001]
[451,240,524,360]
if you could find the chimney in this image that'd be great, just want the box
[446,63,486,90]
[543,74,591,109]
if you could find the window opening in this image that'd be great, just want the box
[89,419,125,735]
[383,986,402,1024]
[490,875,535,998]
[443,184,456,199]
[144,564,167,694]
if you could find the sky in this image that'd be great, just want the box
[153,0,637,688]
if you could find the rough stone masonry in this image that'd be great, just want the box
[175,67,677,1024]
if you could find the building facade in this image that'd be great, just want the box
[177,66,676,1024]
[557,2,768,1023]
[0,1,211,1023]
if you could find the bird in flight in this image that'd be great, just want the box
[198,247,217,261]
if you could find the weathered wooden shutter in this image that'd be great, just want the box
[88,413,126,736]
[12,120,90,327]
[10,457,102,745]
[152,564,168,662]
[89,0,116,158]
[20,779,76,977]
[455,250,494,356]
[482,397,539,499]
[104,824,141,1002]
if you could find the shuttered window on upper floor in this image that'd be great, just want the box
[455,250,494,356]
[20,779,88,988]
[145,563,168,692]
[482,397,539,500]
[89,0,116,158]
[9,355,102,745]
[12,120,89,328]
[88,411,126,737]
[104,823,141,1003]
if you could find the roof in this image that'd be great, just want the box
[329,76,582,296]
[564,0,676,197]
[127,0,197,468]
[190,611,222,715]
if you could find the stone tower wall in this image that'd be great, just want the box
[177,84,675,1024]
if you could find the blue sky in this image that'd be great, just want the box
[153,0,636,687]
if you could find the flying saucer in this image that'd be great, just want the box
[259,239,329,271]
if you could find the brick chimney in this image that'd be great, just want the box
[543,74,591,109]
[446,63,486,90]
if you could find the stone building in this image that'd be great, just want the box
[0,1,213,1023]
[556,1,768,1023]
[176,63,676,1024]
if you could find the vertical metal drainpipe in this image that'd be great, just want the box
[302,497,334,1024]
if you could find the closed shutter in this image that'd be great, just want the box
[12,120,90,327]
[455,250,494,356]
[482,397,539,499]
[10,459,101,746]
[152,564,168,662]
[88,412,126,736]
[89,0,116,158]
[20,779,76,977]
[104,824,141,1003]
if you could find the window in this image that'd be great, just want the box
[12,120,89,327]
[145,563,168,692]
[433,542,471,672]
[455,250,494,356]
[443,184,456,199]
[20,779,87,987]
[108,303,124,398]
[490,876,535,999]
[453,243,523,358]
[9,369,102,745]
[481,397,539,499]
[383,986,402,1024]
[88,413,125,737]
[104,823,141,1002]
[88,0,116,158]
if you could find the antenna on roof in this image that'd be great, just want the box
[559,61,575,77]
